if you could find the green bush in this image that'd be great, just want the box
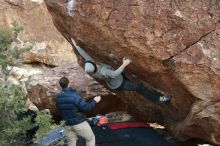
[0,23,58,146]
[0,26,14,72]
[0,26,14,49]
[0,83,59,146]
[35,112,56,140]
[0,83,31,146]
[0,21,28,74]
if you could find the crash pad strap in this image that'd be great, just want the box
[108,122,149,130]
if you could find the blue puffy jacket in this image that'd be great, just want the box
[56,87,96,126]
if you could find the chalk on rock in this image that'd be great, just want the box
[67,0,76,17]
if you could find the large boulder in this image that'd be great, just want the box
[43,0,220,144]
[0,0,75,66]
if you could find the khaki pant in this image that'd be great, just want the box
[65,121,95,146]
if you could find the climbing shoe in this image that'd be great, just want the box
[159,95,171,103]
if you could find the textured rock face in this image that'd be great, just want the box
[44,0,220,144]
[26,62,127,117]
[7,64,43,89]
[0,0,75,66]
[171,29,220,101]
[180,100,220,145]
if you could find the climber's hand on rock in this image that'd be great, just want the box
[71,38,78,47]
[123,57,131,66]
[94,96,101,103]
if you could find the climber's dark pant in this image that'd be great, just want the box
[117,79,161,103]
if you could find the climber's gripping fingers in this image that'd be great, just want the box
[123,57,132,66]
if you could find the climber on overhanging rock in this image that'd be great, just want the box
[71,38,171,104]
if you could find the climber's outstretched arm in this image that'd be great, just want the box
[106,58,131,78]
[71,38,94,62]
